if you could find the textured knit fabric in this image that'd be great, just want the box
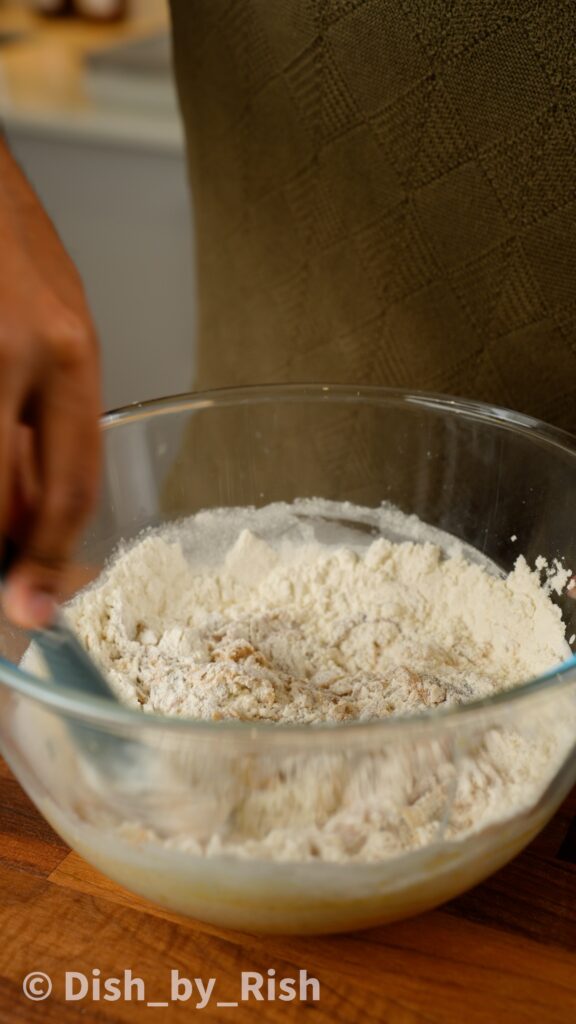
[169,0,576,432]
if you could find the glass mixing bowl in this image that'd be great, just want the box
[0,385,575,935]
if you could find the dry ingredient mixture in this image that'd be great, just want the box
[59,501,575,863]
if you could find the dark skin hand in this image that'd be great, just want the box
[0,139,101,628]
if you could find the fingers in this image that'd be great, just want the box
[0,348,28,617]
[0,155,103,629]
[0,334,26,544]
[8,425,40,538]
[3,314,101,629]
[0,413,16,564]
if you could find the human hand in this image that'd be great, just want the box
[0,142,101,628]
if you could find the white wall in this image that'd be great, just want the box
[6,127,196,411]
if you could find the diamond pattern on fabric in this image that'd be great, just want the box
[169,0,576,434]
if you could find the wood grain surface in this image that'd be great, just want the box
[0,756,574,1024]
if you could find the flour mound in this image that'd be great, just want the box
[68,507,567,724]
[52,501,575,865]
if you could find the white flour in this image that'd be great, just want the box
[68,504,567,723]
[55,501,575,863]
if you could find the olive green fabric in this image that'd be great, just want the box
[169,0,576,433]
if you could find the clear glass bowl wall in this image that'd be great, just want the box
[0,386,575,934]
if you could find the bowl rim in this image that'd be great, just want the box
[2,382,576,738]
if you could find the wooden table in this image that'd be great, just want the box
[0,757,574,1023]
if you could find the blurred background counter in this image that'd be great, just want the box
[0,0,195,409]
